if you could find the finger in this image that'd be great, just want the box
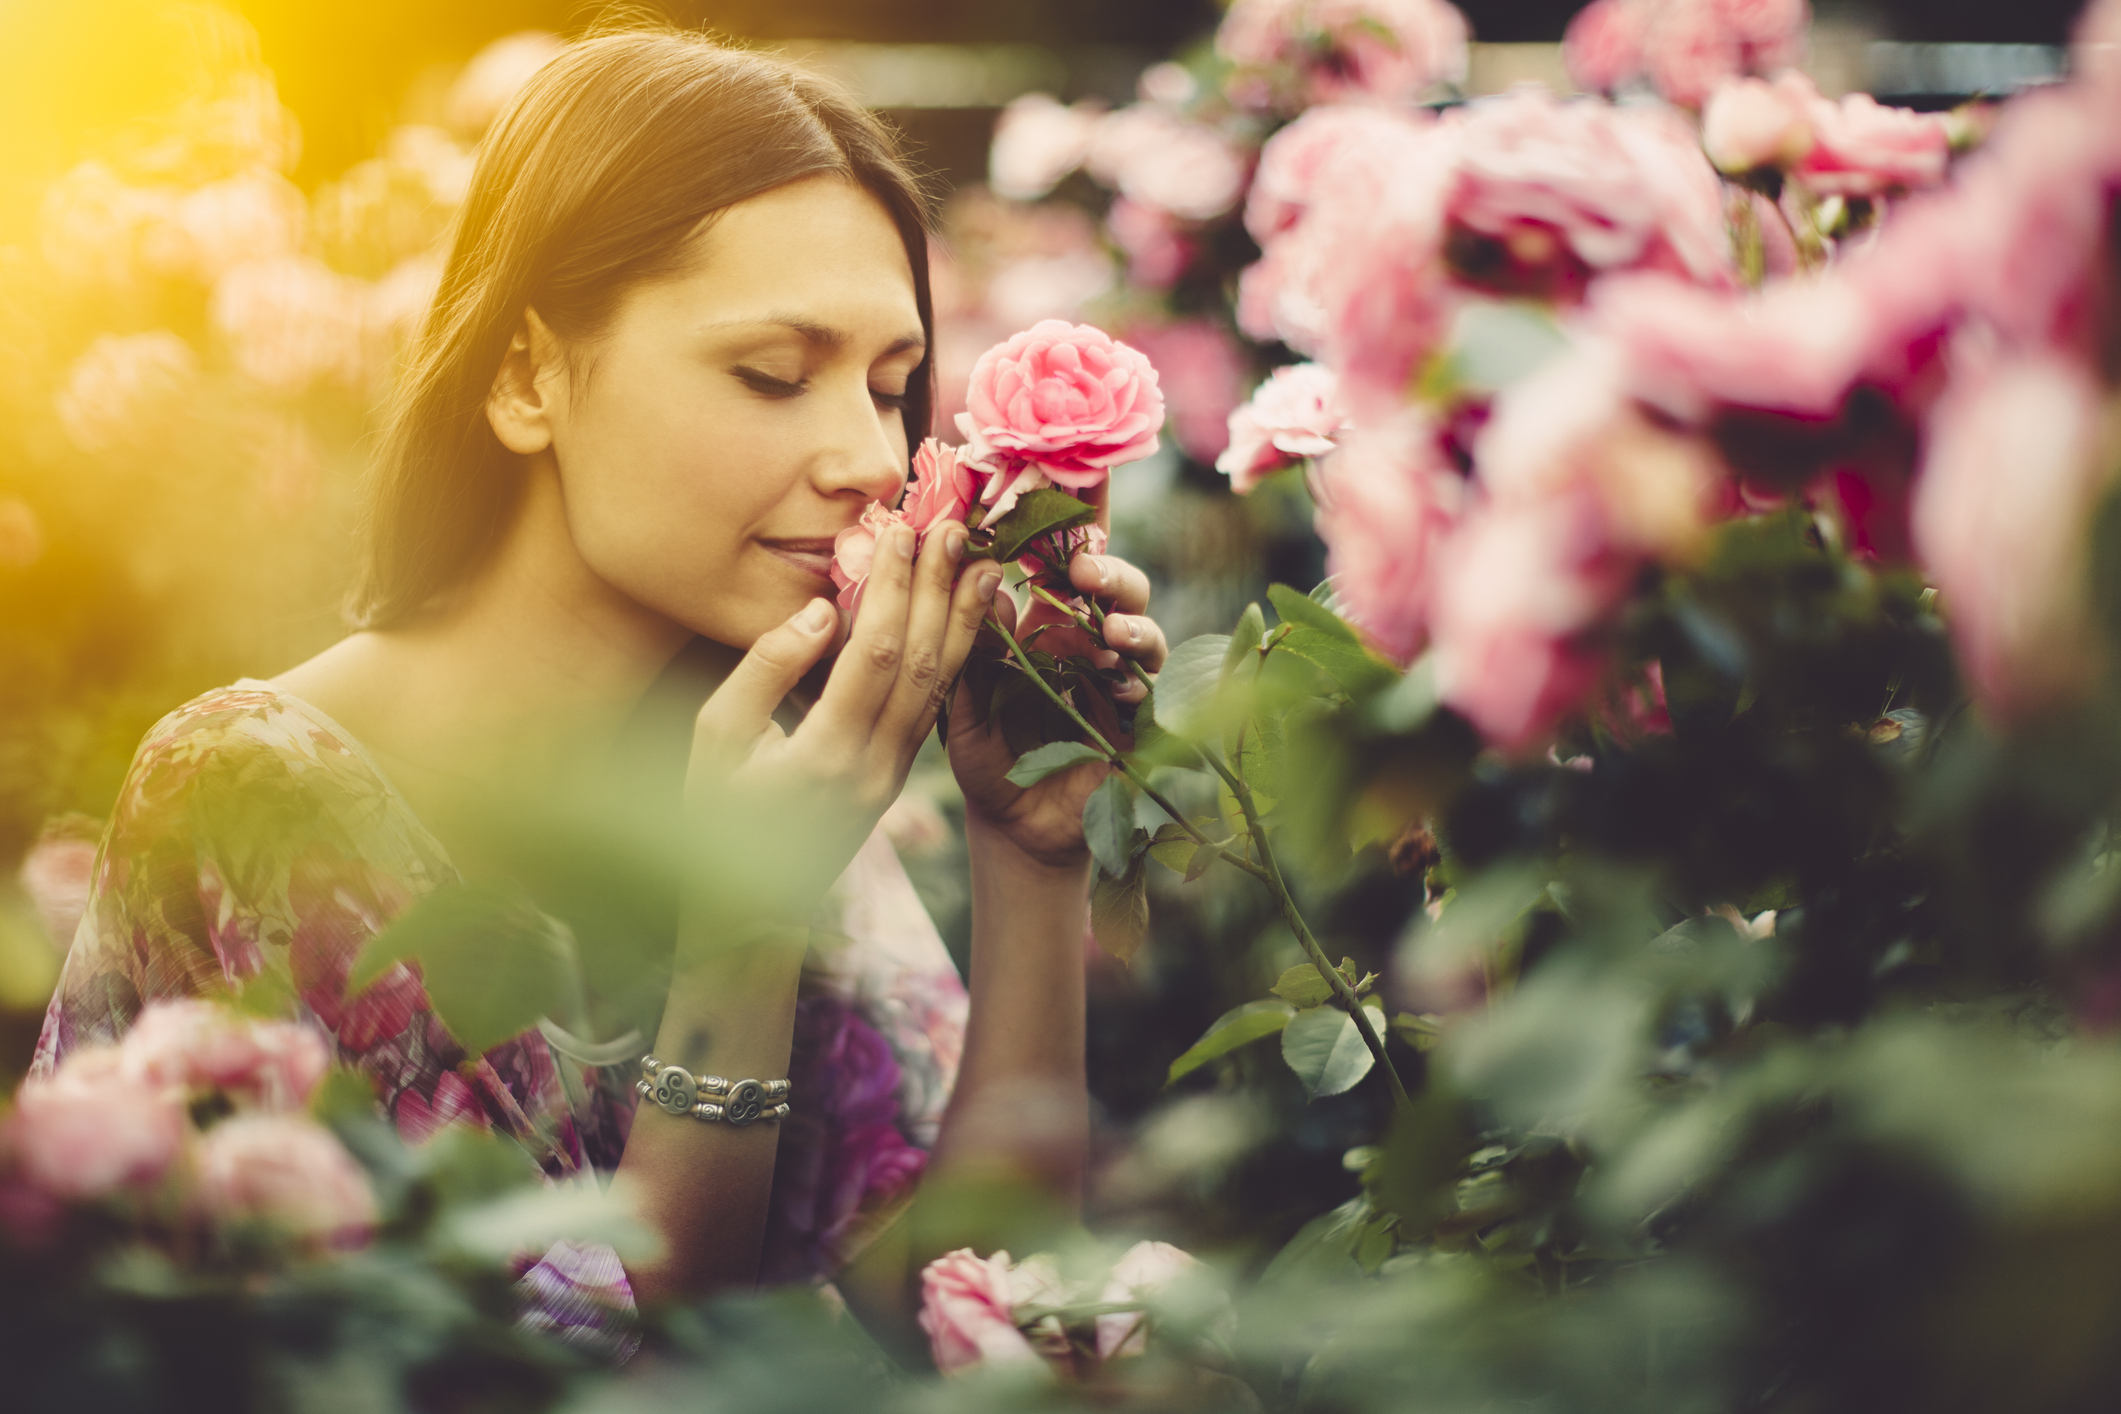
[1068,553,1152,614]
[898,557,1004,765]
[974,580,1020,650]
[691,598,838,773]
[814,520,918,734]
[877,521,970,745]
[1101,613,1168,673]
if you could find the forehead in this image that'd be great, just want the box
[646,174,919,330]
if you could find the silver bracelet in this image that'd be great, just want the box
[637,1054,792,1126]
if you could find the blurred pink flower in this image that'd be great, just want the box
[1475,351,1721,564]
[1912,352,2111,722]
[1429,494,1624,752]
[1086,106,1249,222]
[195,1113,378,1248]
[918,1248,1048,1375]
[18,815,100,951]
[1313,410,1463,663]
[54,331,199,453]
[832,501,911,616]
[1106,196,1193,289]
[903,438,980,535]
[1121,319,1246,464]
[1096,1240,1200,1360]
[1702,74,1815,173]
[446,31,566,135]
[161,170,307,282]
[1443,88,1736,295]
[1219,362,1348,491]
[1564,0,1651,93]
[959,320,1165,487]
[1218,0,1471,110]
[211,256,368,392]
[989,94,1102,201]
[120,998,330,1112]
[1795,89,1954,197]
[1244,103,1433,244]
[4,1048,187,1202]
[1643,1,1745,109]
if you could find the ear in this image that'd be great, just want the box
[486,308,565,455]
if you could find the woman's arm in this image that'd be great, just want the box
[930,815,1091,1202]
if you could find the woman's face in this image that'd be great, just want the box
[530,174,923,650]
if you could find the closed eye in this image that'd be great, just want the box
[871,387,910,412]
[733,367,806,398]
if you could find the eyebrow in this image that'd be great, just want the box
[703,314,926,359]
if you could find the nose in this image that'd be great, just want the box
[811,375,911,507]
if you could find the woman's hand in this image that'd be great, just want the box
[685,519,1001,923]
[947,548,1169,869]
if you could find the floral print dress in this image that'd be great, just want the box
[31,682,969,1355]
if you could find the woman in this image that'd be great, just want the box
[29,30,1168,1354]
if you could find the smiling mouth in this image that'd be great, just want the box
[759,538,838,583]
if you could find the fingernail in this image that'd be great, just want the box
[943,525,966,561]
[892,525,916,560]
[1123,616,1145,645]
[977,567,1003,603]
[798,599,833,632]
[1096,556,1116,591]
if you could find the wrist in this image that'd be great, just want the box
[963,808,1092,880]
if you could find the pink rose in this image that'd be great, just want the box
[1444,89,1735,295]
[1244,103,1433,245]
[4,1048,187,1201]
[210,256,368,392]
[1715,0,1809,66]
[989,93,1101,202]
[118,998,330,1112]
[1218,362,1348,492]
[1086,106,1249,223]
[1120,319,1247,465]
[958,319,1165,488]
[1428,495,1624,752]
[445,31,565,135]
[1702,74,1815,173]
[1313,411,1464,664]
[1305,0,1472,107]
[1795,90,1952,197]
[195,1113,378,1249]
[917,1248,1048,1375]
[1643,1,1743,109]
[1106,197,1193,290]
[1911,353,2110,722]
[831,501,911,616]
[53,330,199,454]
[1565,0,1651,93]
[1095,1240,1201,1360]
[903,438,980,537]
[18,814,100,950]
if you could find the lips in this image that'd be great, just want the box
[759,536,839,583]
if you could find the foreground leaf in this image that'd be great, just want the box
[1007,740,1106,787]
[349,881,583,1057]
[1151,634,1235,742]
[1091,858,1151,965]
[1166,1000,1297,1085]
[1083,775,1139,877]
[1282,1002,1380,1100]
[984,487,1099,562]
[1272,964,1335,1008]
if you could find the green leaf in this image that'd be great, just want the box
[438,1182,662,1266]
[1390,1013,1447,1052]
[1223,602,1266,678]
[349,881,583,1057]
[1442,299,1572,395]
[1151,634,1234,741]
[983,487,1098,562]
[1268,583,1361,643]
[1279,624,1398,696]
[1166,999,1297,1085]
[1146,822,1197,876]
[1282,1002,1379,1100]
[1090,858,1151,965]
[1006,740,1106,787]
[1083,774,1138,877]
[1271,964,1334,1008]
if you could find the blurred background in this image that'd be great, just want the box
[0,0,2082,1246]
